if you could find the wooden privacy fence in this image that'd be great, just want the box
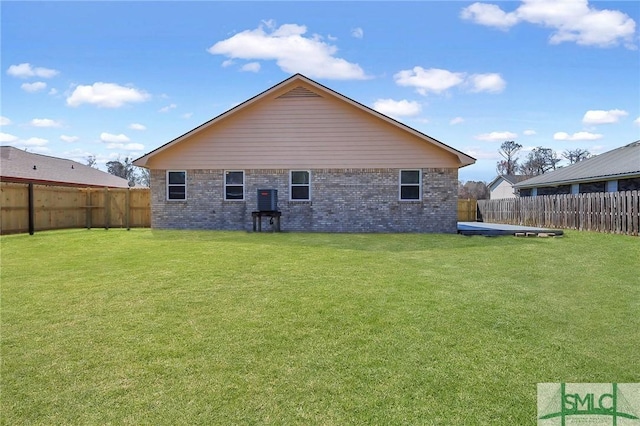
[478,191,640,236]
[457,199,477,222]
[1,182,151,235]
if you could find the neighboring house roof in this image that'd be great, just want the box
[133,74,476,169]
[0,146,130,188]
[514,141,640,188]
[488,174,532,190]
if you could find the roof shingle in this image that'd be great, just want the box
[1,146,130,188]
[515,141,640,188]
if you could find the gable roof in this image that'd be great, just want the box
[488,174,532,190]
[133,74,475,168]
[514,140,640,188]
[0,146,131,188]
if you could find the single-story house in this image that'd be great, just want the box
[488,174,532,199]
[0,146,130,188]
[133,74,476,233]
[514,140,640,196]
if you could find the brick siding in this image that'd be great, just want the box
[150,168,458,233]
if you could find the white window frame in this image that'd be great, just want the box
[166,170,187,201]
[399,169,422,201]
[224,170,245,201]
[289,170,311,201]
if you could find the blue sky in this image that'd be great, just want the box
[2,1,639,182]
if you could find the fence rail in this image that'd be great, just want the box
[11,184,630,235]
[1,182,151,235]
[478,191,639,236]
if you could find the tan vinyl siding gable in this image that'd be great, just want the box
[145,83,460,170]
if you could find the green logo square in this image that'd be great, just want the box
[538,383,640,425]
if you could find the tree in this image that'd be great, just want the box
[138,168,150,187]
[519,147,561,176]
[562,148,591,164]
[85,155,98,169]
[106,157,138,184]
[458,180,490,200]
[496,140,522,175]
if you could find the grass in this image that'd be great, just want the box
[1,229,639,425]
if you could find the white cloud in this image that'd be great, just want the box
[182,112,193,119]
[159,103,177,113]
[450,117,465,125]
[464,147,500,160]
[372,99,422,118]
[105,142,145,151]
[635,117,640,126]
[475,131,518,141]
[208,22,368,80]
[100,132,130,143]
[66,82,150,108]
[5,139,50,153]
[60,135,79,143]
[553,131,603,141]
[21,82,47,93]
[49,88,58,95]
[26,146,51,154]
[129,123,146,131]
[523,129,537,136]
[222,59,235,68]
[0,116,11,126]
[126,143,144,151]
[351,27,364,39]
[0,132,19,143]
[22,137,49,147]
[461,0,637,49]
[30,118,62,128]
[62,148,100,166]
[394,67,505,95]
[460,2,519,30]
[582,109,628,124]
[394,67,465,95]
[467,73,506,93]
[6,63,59,79]
[240,62,261,72]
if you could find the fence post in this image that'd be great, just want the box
[125,188,131,231]
[28,183,35,235]
[85,188,92,229]
[104,187,110,230]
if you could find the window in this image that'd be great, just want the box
[579,181,606,194]
[538,185,570,196]
[167,171,186,200]
[619,177,640,191]
[225,170,244,200]
[400,170,421,200]
[290,170,310,200]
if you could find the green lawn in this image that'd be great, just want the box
[1,229,638,425]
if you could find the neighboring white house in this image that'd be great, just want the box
[488,175,531,199]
